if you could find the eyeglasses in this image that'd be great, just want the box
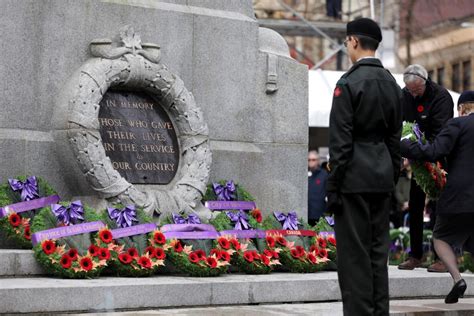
[308,159,319,162]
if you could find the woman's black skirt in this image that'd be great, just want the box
[434,213,474,254]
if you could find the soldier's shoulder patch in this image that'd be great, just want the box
[333,86,343,97]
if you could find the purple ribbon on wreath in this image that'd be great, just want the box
[274,211,300,230]
[226,210,250,230]
[412,123,423,145]
[325,216,335,226]
[212,180,236,201]
[172,213,201,225]
[8,176,39,201]
[108,205,138,228]
[52,201,84,226]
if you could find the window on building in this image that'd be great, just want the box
[437,67,445,86]
[452,63,461,92]
[463,60,471,91]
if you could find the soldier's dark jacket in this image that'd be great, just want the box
[402,79,453,141]
[401,113,474,214]
[327,58,403,193]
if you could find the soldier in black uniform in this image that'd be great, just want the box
[398,65,454,272]
[327,18,402,315]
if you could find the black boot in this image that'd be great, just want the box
[445,279,467,304]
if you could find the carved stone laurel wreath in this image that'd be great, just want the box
[66,26,212,216]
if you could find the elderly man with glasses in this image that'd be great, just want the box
[398,64,454,272]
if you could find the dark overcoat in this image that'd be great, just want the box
[401,113,474,214]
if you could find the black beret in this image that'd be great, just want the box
[458,90,474,106]
[346,18,382,42]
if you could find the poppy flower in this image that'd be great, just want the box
[263,249,273,258]
[67,248,78,261]
[8,213,21,227]
[127,248,139,258]
[195,249,207,260]
[60,254,72,269]
[243,251,254,263]
[318,238,327,249]
[318,248,328,258]
[137,256,152,269]
[417,105,424,112]
[173,241,183,253]
[24,225,31,240]
[266,236,276,248]
[271,250,279,259]
[206,257,218,268]
[99,229,113,243]
[220,251,230,262]
[276,236,287,246]
[328,237,336,246]
[210,249,222,259]
[41,240,56,255]
[251,209,263,223]
[153,231,166,245]
[260,254,270,266]
[251,251,260,260]
[188,252,200,263]
[291,248,302,258]
[145,246,155,257]
[154,248,166,260]
[295,246,306,256]
[79,257,93,271]
[99,248,110,260]
[218,238,230,250]
[118,253,133,264]
[88,245,100,257]
[309,245,318,253]
[230,239,241,250]
[307,253,317,264]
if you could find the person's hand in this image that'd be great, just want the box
[327,191,342,215]
[402,158,410,170]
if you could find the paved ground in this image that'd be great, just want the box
[72,298,474,316]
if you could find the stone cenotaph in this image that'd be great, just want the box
[0,0,308,219]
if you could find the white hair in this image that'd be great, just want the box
[403,64,428,84]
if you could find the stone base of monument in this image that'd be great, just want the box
[0,250,473,313]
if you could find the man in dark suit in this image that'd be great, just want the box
[327,18,402,315]
[400,91,474,303]
[398,64,454,272]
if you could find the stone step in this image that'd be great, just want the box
[0,249,43,277]
[0,267,473,313]
[67,298,474,316]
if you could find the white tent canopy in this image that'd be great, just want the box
[309,69,460,128]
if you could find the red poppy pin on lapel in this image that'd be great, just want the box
[417,105,424,112]
[334,87,342,97]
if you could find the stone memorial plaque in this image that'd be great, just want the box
[98,91,179,184]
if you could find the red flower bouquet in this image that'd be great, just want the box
[167,239,230,277]
[215,235,280,274]
[266,233,329,273]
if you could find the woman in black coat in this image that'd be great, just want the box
[400,90,474,304]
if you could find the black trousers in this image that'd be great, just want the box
[335,193,391,316]
[408,179,438,260]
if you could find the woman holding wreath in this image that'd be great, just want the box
[400,91,474,304]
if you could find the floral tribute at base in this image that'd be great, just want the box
[0,176,58,248]
[31,201,107,278]
[99,205,167,277]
